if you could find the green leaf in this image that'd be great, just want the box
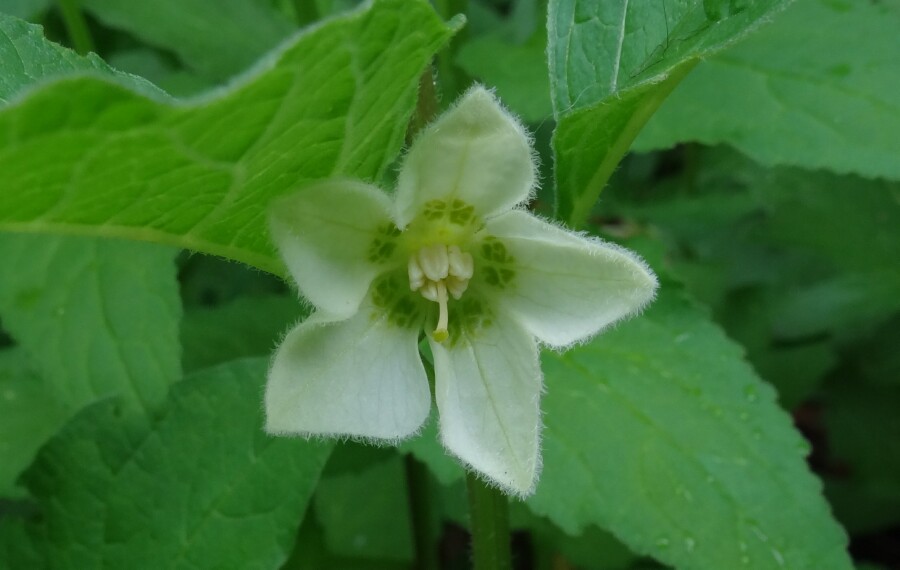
[824,381,900,534]
[1,358,332,569]
[0,13,163,102]
[634,0,900,180]
[399,416,465,487]
[181,294,303,373]
[107,49,213,97]
[313,455,413,561]
[0,0,50,20]
[80,0,295,82]
[456,32,552,123]
[548,0,791,225]
[0,347,67,496]
[0,1,455,275]
[527,284,852,570]
[0,235,181,415]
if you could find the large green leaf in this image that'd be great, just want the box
[0,0,50,20]
[0,1,456,275]
[81,0,295,82]
[527,284,852,570]
[0,348,67,496]
[548,0,791,225]
[0,359,332,569]
[634,0,900,180]
[0,235,181,414]
[0,13,162,101]
[313,455,413,561]
[180,294,302,373]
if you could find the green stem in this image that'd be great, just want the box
[432,0,469,103]
[466,472,512,570]
[408,68,440,141]
[405,455,440,570]
[57,0,95,55]
[561,61,698,228]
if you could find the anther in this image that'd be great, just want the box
[408,244,474,342]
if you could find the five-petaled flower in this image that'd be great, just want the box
[265,86,657,496]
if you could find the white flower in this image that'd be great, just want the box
[265,87,657,496]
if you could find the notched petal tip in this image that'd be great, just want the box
[395,84,537,226]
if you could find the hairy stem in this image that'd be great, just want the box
[57,0,95,55]
[466,472,512,570]
[409,68,440,141]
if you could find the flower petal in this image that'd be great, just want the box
[484,210,658,348]
[430,316,542,496]
[395,86,536,226]
[266,306,431,440]
[269,180,395,319]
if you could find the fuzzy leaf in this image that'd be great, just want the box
[634,0,900,180]
[0,1,455,275]
[548,0,792,225]
[0,235,181,415]
[0,359,332,569]
[527,285,852,570]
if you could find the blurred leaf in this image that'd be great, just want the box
[605,152,900,405]
[400,413,465,486]
[856,317,900,387]
[0,13,163,102]
[321,442,396,477]
[456,0,551,123]
[81,0,294,82]
[0,359,332,569]
[824,382,900,534]
[527,284,852,570]
[456,32,552,122]
[313,455,413,561]
[635,0,900,181]
[181,294,302,373]
[179,254,288,308]
[525,512,640,570]
[0,2,455,275]
[282,515,408,570]
[0,235,181,415]
[0,0,50,20]
[0,348,66,496]
[549,0,791,225]
[106,49,213,97]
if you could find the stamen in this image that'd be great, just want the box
[418,244,449,281]
[447,245,474,279]
[433,282,449,342]
[408,256,425,291]
[445,276,469,300]
[407,244,473,343]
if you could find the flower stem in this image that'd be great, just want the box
[57,0,95,55]
[405,455,441,570]
[432,0,469,103]
[466,472,512,570]
[408,68,440,142]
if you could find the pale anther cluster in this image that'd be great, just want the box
[408,244,474,341]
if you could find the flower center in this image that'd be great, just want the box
[408,244,474,342]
